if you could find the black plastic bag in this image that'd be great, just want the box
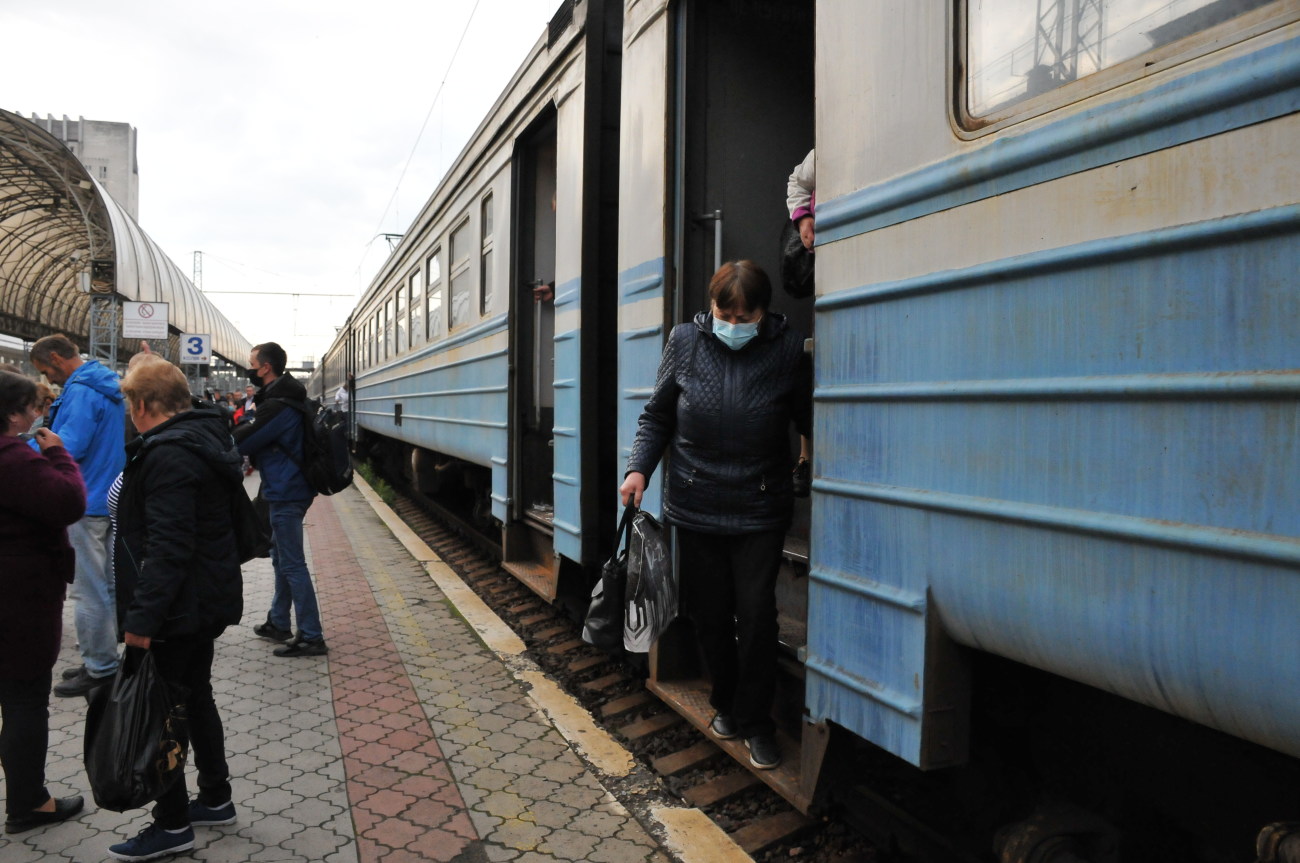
[623,510,676,653]
[84,648,190,812]
[779,219,815,299]
[581,505,634,650]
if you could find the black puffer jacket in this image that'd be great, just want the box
[627,311,812,534]
[114,405,244,639]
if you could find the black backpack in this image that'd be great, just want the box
[273,397,353,496]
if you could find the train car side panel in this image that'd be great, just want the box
[810,3,1300,768]
[552,54,590,562]
[616,0,671,517]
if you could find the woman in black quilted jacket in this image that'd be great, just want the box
[620,260,812,770]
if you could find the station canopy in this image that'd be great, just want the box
[0,108,251,366]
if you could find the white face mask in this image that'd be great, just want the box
[713,315,761,350]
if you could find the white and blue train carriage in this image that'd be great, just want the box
[616,0,1300,826]
[808,0,1300,807]
[321,0,624,600]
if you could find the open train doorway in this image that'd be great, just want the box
[672,0,815,545]
[506,111,559,598]
[651,0,820,806]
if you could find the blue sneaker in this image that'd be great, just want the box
[188,799,236,826]
[108,823,195,861]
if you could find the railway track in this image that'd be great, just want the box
[383,491,874,863]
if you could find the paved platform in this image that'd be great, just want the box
[1,478,748,863]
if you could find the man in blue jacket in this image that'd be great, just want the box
[232,342,327,657]
[29,334,126,697]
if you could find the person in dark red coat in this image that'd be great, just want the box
[0,367,87,833]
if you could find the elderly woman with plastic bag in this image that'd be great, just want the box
[620,260,812,771]
[103,358,244,861]
[0,367,87,834]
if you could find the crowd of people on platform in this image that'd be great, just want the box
[0,335,326,861]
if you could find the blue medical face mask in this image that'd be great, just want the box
[712,314,761,350]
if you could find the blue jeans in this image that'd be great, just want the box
[67,516,120,677]
[267,500,322,641]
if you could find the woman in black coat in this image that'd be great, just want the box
[620,261,812,770]
[0,367,87,833]
[106,358,243,861]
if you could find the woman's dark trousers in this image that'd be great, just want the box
[149,633,231,828]
[0,672,53,814]
[677,527,785,739]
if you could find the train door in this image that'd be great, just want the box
[674,0,815,550]
[506,112,559,597]
[647,0,820,804]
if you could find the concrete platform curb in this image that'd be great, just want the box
[351,473,753,863]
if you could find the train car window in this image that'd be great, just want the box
[449,218,472,329]
[961,0,1283,125]
[426,249,444,339]
[383,299,393,360]
[480,194,494,317]
[395,286,407,355]
[408,270,423,350]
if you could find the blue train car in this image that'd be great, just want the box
[810,0,1300,775]
[332,1,623,598]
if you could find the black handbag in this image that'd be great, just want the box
[83,648,190,812]
[780,218,815,299]
[581,505,635,650]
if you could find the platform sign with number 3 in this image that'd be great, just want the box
[181,333,211,365]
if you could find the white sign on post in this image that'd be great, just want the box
[180,333,212,365]
[122,301,169,339]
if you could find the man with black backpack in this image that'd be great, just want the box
[233,342,328,658]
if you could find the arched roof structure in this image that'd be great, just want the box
[0,109,251,365]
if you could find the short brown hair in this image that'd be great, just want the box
[121,358,191,417]
[708,260,772,314]
[0,367,36,434]
[30,334,79,365]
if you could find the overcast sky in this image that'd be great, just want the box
[4,0,563,365]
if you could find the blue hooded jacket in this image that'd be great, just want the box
[33,360,126,516]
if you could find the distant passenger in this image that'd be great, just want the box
[787,148,815,251]
[234,342,328,657]
[620,261,812,771]
[334,382,349,411]
[29,334,126,698]
[783,149,816,494]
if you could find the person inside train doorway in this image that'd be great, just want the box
[28,334,126,698]
[620,261,812,770]
[233,342,328,657]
